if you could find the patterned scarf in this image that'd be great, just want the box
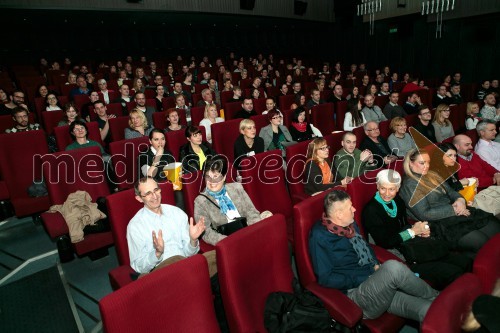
[291,122,307,132]
[322,213,376,266]
[205,185,236,215]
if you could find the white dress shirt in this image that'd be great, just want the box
[475,139,500,170]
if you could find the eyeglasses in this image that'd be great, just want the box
[318,146,330,151]
[73,127,86,132]
[141,187,161,198]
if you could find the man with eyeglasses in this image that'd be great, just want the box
[126,177,208,275]
[362,94,387,123]
[413,105,437,143]
[0,90,28,115]
[5,106,41,133]
[360,121,398,168]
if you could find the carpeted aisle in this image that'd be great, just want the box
[0,266,79,333]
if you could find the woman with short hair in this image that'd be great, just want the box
[364,169,470,289]
[194,156,268,245]
[387,117,415,157]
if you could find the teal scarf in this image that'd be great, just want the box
[374,192,397,218]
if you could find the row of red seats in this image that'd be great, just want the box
[100,188,500,333]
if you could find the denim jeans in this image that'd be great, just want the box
[347,260,439,322]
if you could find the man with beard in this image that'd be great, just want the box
[5,107,41,133]
[0,90,28,115]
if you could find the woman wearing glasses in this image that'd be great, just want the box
[304,138,352,196]
[259,109,294,156]
[432,104,455,142]
[45,93,62,111]
[194,156,267,245]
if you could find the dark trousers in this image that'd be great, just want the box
[411,253,472,290]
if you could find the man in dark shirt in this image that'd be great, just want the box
[412,105,437,143]
[305,89,325,109]
[235,98,257,119]
[327,84,346,103]
[70,75,92,100]
[403,93,422,115]
[432,85,453,108]
[0,90,27,115]
[383,92,407,119]
[449,84,463,104]
[93,100,115,144]
[360,121,397,168]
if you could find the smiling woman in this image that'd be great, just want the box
[193,156,267,245]
[233,119,265,169]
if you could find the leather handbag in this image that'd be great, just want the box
[200,194,248,236]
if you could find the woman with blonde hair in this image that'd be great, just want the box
[432,104,455,142]
[303,138,352,195]
[125,108,153,139]
[400,148,500,257]
[465,102,482,130]
[199,103,224,143]
[387,117,415,157]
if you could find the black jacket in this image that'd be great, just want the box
[179,141,216,174]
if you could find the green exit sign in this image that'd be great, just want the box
[389,27,398,33]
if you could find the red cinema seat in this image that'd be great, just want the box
[335,101,348,130]
[285,139,312,204]
[239,150,294,243]
[190,106,205,126]
[60,84,77,97]
[161,97,176,110]
[421,274,483,333]
[108,137,150,190]
[252,97,266,114]
[353,125,367,145]
[346,169,379,238]
[210,119,241,163]
[374,95,389,109]
[293,191,406,333]
[282,109,294,128]
[379,120,391,138]
[473,233,500,293]
[266,86,280,98]
[223,101,242,121]
[279,94,296,110]
[73,94,90,111]
[220,90,233,108]
[324,131,345,156]
[98,91,118,104]
[310,102,335,135]
[107,182,175,290]
[41,110,64,136]
[216,215,293,333]
[40,146,113,256]
[108,116,130,142]
[100,255,221,333]
[250,114,268,133]
[53,121,104,151]
[0,130,50,217]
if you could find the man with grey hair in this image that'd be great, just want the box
[362,94,387,123]
[360,121,398,168]
[475,119,500,170]
[196,88,214,107]
[309,189,439,322]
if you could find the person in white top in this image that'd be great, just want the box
[45,93,62,111]
[126,177,206,274]
[475,119,500,170]
[465,102,481,130]
[344,98,367,131]
[199,103,224,143]
[97,79,114,104]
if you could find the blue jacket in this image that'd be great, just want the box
[309,221,378,293]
